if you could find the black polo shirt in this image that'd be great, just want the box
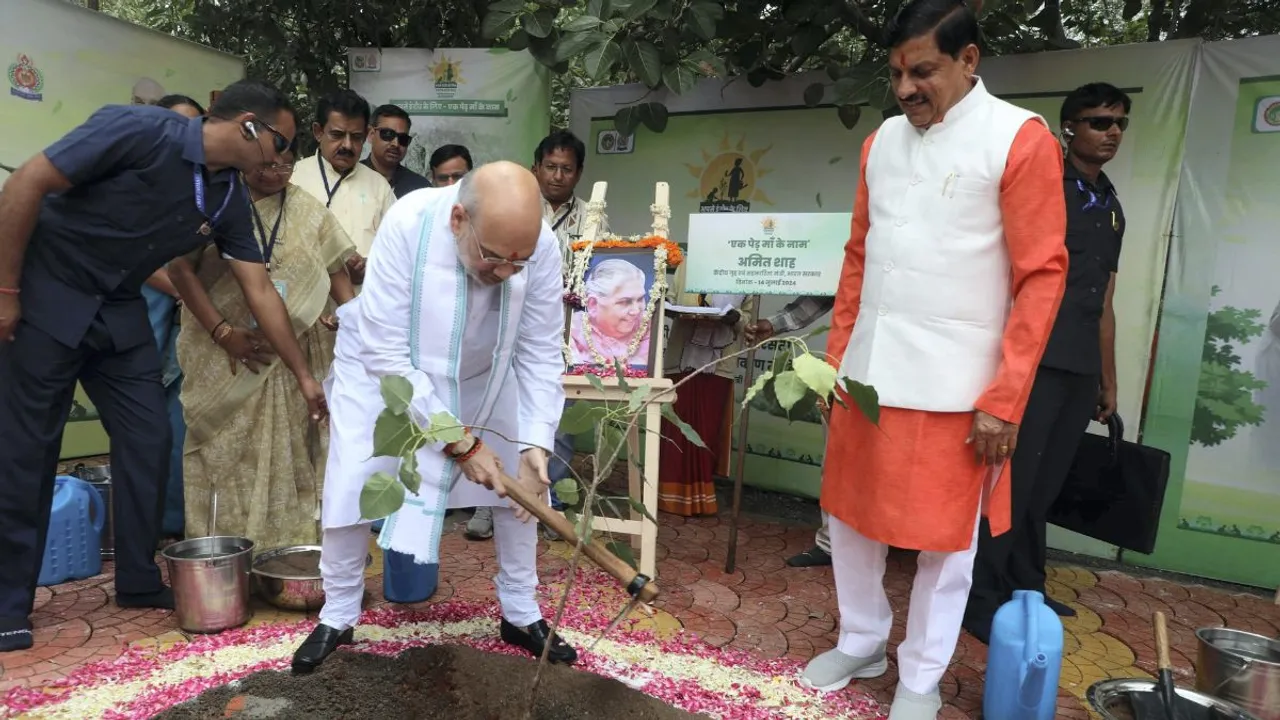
[1039,162,1125,376]
[361,157,430,199]
[22,105,262,351]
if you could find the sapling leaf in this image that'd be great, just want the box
[380,375,414,415]
[773,370,808,412]
[612,358,631,389]
[398,452,421,495]
[743,370,773,407]
[627,496,657,524]
[599,422,627,464]
[372,408,416,457]
[772,346,792,375]
[661,403,705,447]
[627,384,652,412]
[842,377,881,426]
[607,540,639,570]
[360,471,406,520]
[560,402,606,434]
[426,411,466,444]
[553,478,581,506]
[585,373,607,393]
[793,353,838,400]
[564,507,578,525]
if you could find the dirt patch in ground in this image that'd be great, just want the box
[157,644,700,720]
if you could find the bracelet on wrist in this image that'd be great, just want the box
[0,287,19,296]
[212,321,233,345]
[452,437,483,463]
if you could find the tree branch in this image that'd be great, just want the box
[838,0,887,47]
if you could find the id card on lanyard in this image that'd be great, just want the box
[249,280,288,329]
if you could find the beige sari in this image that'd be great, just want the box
[177,186,355,550]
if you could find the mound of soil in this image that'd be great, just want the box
[157,644,701,720]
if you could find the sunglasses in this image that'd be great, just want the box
[1075,116,1129,132]
[376,128,412,147]
[466,222,531,267]
[256,119,293,154]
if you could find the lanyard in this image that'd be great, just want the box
[1076,179,1114,212]
[317,154,347,208]
[550,198,576,231]
[250,188,287,272]
[193,167,237,235]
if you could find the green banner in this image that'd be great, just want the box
[1141,37,1280,589]
[349,48,550,173]
[684,213,852,296]
[1,0,244,461]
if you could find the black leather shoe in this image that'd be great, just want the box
[291,624,354,674]
[500,618,578,665]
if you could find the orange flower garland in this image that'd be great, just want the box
[570,235,684,268]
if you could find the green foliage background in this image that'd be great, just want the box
[1191,285,1267,446]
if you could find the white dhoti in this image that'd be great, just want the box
[314,184,567,632]
[829,505,981,695]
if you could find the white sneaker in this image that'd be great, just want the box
[798,645,888,693]
[886,682,942,720]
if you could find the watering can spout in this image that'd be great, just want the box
[1019,653,1049,710]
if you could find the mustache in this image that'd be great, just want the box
[900,95,926,105]
[335,148,355,156]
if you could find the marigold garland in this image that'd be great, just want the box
[570,235,685,268]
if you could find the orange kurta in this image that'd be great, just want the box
[821,121,1068,553]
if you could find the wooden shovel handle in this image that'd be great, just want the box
[499,471,660,604]
[1153,611,1172,671]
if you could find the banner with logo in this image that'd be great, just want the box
[684,213,852,296]
[1141,35,1280,588]
[1,0,244,460]
[571,40,1199,520]
[347,48,550,174]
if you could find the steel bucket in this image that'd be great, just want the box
[252,545,372,612]
[1088,678,1260,720]
[1196,627,1280,720]
[161,536,254,633]
[72,463,113,560]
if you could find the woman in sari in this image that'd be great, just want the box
[171,154,356,550]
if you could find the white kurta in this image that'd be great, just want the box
[321,184,566,563]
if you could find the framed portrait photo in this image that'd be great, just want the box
[566,247,662,377]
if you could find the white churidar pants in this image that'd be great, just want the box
[829,506,981,696]
[318,506,541,631]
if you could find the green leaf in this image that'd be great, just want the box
[661,403,705,447]
[792,353,837,400]
[627,384,652,413]
[556,30,609,63]
[584,38,622,80]
[686,49,726,77]
[522,9,557,38]
[772,346,792,376]
[564,507,579,525]
[687,0,724,39]
[842,377,881,426]
[615,102,668,134]
[773,370,808,412]
[782,0,821,23]
[380,375,414,415]
[622,0,659,20]
[507,29,531,51]
[585,373,607,393]
[425,411,466,444]
[790,24,828,56]
[627,496,657,524]
[1121,0,1142,19]
[837,104,862,130]
[553,478,581,506]
[489,0,526,12]
[803,82,825,107]
[662,61,699,95]
[561,15,602,32]
[560,402,606,434]
[613,358,632,388]
[372,408,416,458]
[398,452,421,495]
[598,422,627,464]
[743,370,773,407]
[482,10,519,39]
[587,0,611,18]
[360,471,407,520]
[623,38,662,87]
[607,540,639,570]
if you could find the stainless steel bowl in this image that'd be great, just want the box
[251,545,371,611]
[1088,678,1260,720]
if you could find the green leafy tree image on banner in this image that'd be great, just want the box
[1192,286,1267,447]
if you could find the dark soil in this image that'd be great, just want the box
[156,644,701,720]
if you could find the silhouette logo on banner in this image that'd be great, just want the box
[688,133,774,213]
[431,57,463,99]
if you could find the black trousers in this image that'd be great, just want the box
[0,315,169,631]
[965,366,1098,631]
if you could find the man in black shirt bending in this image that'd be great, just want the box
[964,83,1130,643]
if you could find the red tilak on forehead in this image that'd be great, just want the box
[508,251,520,260]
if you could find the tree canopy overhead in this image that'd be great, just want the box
[96,0,1278,133]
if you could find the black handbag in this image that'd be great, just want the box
[1046,413,1172,555]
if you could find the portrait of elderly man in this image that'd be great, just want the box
[568,256,653,372]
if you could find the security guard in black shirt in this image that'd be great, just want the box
[964,83,1131,644]
[0,80,329,653]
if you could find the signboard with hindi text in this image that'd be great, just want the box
[683,213,850,296]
